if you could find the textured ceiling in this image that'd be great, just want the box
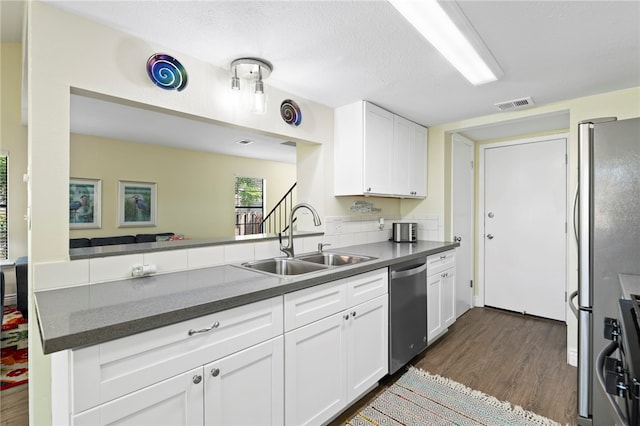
[2,0,639,153]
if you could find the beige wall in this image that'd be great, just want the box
[1,43,28,296]
[70,134,296,239]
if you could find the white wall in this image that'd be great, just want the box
[26,2,333,423]
[415,87,640,366]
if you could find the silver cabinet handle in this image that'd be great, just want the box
[188,321,220,336]
[211,368,220,377]
[193,375,202,384]
[344,314,350,320]
[351,311,356,317]
[486,234,494,240]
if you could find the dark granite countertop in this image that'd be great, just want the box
[35,240,458,354]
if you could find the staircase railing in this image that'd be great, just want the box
[261,182,296,234]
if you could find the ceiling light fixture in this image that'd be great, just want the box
[388,0,502,85]
[229,58,273,114]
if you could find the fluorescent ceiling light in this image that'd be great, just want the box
[388,0,502,85]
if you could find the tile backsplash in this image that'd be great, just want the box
[34,214,443,290]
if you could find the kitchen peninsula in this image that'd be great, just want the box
[35,239,458,425]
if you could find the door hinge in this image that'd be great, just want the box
[470,280,473,288]
[565,222,568,233]
[470,160,474,169]
[565,291,568,302]
[565,154,568,164]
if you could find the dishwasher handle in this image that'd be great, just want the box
[391,263,427,280]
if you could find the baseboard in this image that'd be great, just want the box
[473,295,484,307]
[3,293,17,307]
[567,347,578,367]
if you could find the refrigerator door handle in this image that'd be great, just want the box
[572,185,579,245]
[578,310,593,418]
[568,290,579,319]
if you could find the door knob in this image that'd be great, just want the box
[486,234,494,240]
[488,212,495,218]
[454,236,462,242]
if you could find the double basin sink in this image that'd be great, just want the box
[240,252,377,277]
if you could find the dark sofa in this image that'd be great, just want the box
[70,233,175,249]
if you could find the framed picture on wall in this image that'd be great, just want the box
[69,178,102,229]
[118,180,157,227]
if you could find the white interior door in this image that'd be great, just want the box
[484,137,566,321]
[451,134,474,318]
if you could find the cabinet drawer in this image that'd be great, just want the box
[72,296,283,414]
[284,280,347,332]
[427,249,456,276]
[346,268,388,307]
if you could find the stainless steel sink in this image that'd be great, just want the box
[240,258,328,276]
[295,252,377,266]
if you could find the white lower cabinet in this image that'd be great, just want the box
[61,297,284,426]
[285,311,348,426]
[204,336,284,426]
[58,269,390,426]
[284,269,389,426]
[73,367,204,426]
[427,250,457,344]
[74,336,284,426]
[347,295,389,400]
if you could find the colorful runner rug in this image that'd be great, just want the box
[1,307,28,391]
[346,367,559,425]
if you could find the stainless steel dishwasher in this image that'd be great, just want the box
[388,257,428,374]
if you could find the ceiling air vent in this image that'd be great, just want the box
[281,141,297,147]
[494,97,534,111]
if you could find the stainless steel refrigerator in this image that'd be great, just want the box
[576,117,640,425]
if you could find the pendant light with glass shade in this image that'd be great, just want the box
[229,58,272,114]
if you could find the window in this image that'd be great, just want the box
[235,177,264,236]
[0,154,7,260]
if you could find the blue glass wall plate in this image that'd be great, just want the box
[146,53,188,91]
[280,99,302,126]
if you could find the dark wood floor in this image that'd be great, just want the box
[0,383,28,426]
[333,307,577,425]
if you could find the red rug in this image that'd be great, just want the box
[1,307,28,391]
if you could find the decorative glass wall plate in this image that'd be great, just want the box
[280,99,302,126]
[146,53,188,91]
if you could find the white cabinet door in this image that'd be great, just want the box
[285,312,347,426]
[363,102,394,195]
[427,273,443,343]
[392,115,412,196]
[442,268,456,328]
[347,295,388,401]
[73,367,203,426]
[409,123,428,197]
[204,336,283,426]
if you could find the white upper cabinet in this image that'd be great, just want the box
[334,100,427,198]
